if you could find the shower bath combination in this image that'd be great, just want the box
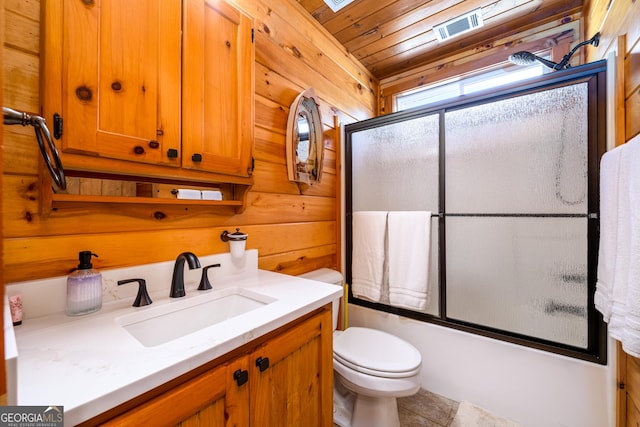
[508,32,601,71]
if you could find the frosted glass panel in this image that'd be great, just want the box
[351,114,439,212]
[446,217,588,348]
[445,83,588,214]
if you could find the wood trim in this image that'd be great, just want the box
[617,36,627,147]
[0,0,6,404]
[334,114,342,274]
[618,341,627,427]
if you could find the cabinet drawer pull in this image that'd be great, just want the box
[192,153,203,163]
[255,357,270,372]
[233,369,249,387]
[133,145,145,155]
[148,140,160,149]
[167,148,178,159]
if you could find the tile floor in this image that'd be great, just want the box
[334,388,459,427]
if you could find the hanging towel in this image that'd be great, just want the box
[595,145,624,321]
[597,134,640,357]
[387,211,432,310]
[616,136,640,357]
[351,211,388,303]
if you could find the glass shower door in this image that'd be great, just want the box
[444,83,590,347]
[350,113,440,315]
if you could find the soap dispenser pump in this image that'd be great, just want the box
[66,251,103,316]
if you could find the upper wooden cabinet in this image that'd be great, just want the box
[60,0,181,166]
[42,0,254,182]
[182,0,255,177]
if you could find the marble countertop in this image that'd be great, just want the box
[10,251,341,426]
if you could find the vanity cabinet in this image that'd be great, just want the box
[42,0,254,182]
[95,306,333,427]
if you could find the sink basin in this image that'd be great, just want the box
[116,288,276,347]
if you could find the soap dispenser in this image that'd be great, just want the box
[66,251,103,316]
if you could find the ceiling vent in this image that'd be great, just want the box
[323,0,356,13]
[434,9,484,42]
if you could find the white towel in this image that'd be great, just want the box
[351,211,388,302]
[201,190,223,200]
[387,211,432,310]
[595,145,623,321]
[597,134,640,357]
[617,136,640,356]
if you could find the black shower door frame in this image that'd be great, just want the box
[345,60,608,364]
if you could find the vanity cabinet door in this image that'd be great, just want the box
[249,308,333,427]
[58,0,181,166]
[181,0,255,177]
[100,358,249,427]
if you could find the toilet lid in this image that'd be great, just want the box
[333,327,421,378]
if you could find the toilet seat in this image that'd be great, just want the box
[333,327,421,379]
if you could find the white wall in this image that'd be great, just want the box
[348,304,614,427]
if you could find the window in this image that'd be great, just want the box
[394,62,548,112]
[345,61,607,363]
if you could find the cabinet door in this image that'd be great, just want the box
[101,357,250,427]
[62,0,181,166]
[182,0,254,177]
[249,309,333,427]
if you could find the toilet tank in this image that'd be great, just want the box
[298,268,343,330]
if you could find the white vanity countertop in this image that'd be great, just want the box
[10,251,341,426]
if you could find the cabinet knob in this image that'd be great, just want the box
[255,356,270,372]
[192,153,203,163]
[133,145,145,155]
[233,369,249,387]
[148,140,160,149]
[167,148,178,159]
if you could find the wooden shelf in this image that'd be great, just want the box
[41,180,253,216]
[38,152,254,215]
[51,193,244,208]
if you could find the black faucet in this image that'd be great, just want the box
[170,252,201,298]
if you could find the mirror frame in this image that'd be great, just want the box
[286,88,324,185]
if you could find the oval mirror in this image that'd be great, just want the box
[286,88,323,185]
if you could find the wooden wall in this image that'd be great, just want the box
[583,0,640,425]
[1,0,378,284]
[584,0,640,143]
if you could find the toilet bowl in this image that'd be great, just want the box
[299,269,422,427]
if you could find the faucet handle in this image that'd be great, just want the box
[198,264,221,291]
[118,278,153,307]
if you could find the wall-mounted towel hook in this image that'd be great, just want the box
[3,107,67,190]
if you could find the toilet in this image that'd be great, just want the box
[299,269,422,427]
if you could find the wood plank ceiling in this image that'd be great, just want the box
[298,0,584,80]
